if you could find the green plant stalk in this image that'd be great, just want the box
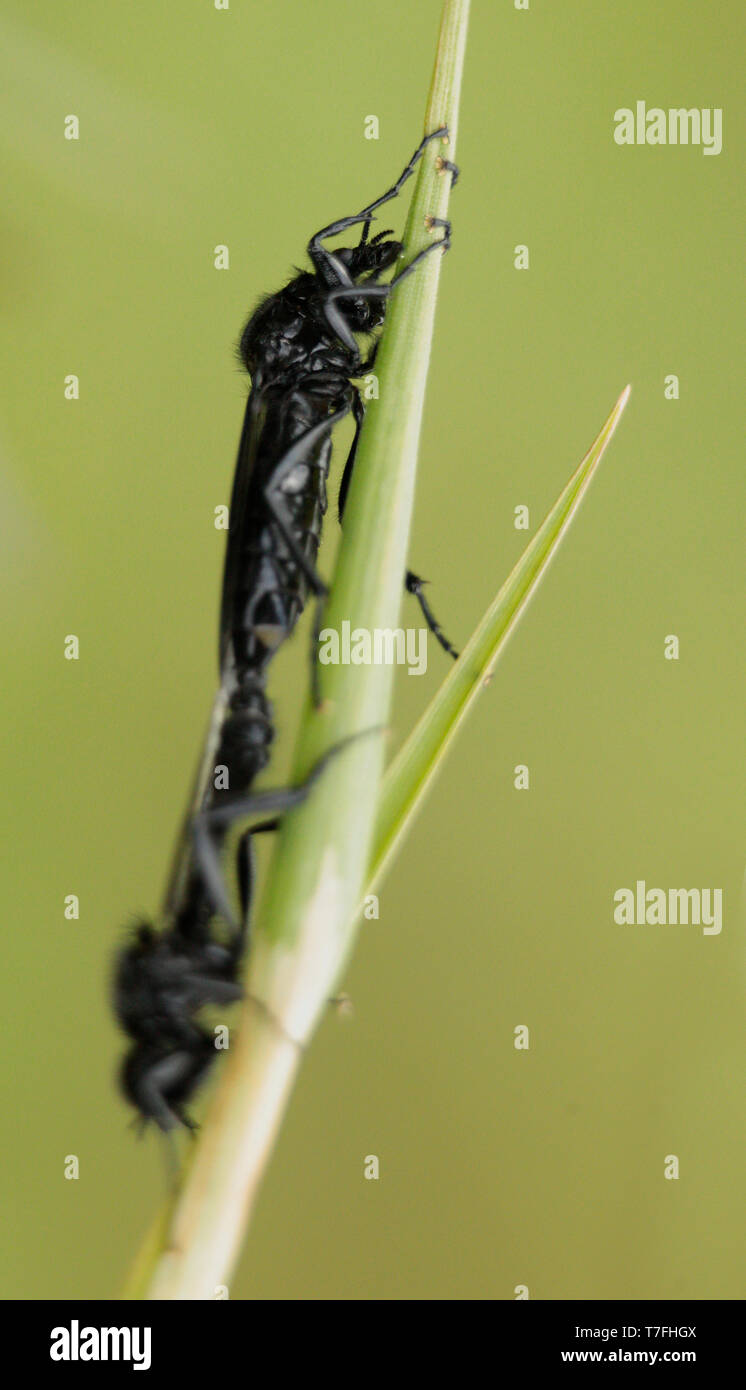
[125,378,630,1299]
[136,0,470,1300]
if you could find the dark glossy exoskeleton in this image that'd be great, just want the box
[114,832,254,1133]
[222,130,459,698]
[115,920,243,1133]
[113,129,459,1134]
[113,735,368,1133]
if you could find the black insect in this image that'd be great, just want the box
[114,739,357,1133]
[113,129,459,1134]
[221,123,459,701]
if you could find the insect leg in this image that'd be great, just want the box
[405,571,459,660]
[192,729,384,929]
[355,338,380,378]
[422,216,452,250]
[124,1047,199,1134]
[263,401,354,594]
[338,410,458,659]
[321,223,451,348]
[308,127,451,279]
[435,156,460,186]
[336,389,366,524]
[292,390,368,708]
[229,820,281,960]
[185,975,244,1006]
[233,821,279,938]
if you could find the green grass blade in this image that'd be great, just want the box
[136,0,471,1300]
[369,384,632,892]
[123,382,630,1302]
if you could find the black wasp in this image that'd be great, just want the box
[113,128,459,1134]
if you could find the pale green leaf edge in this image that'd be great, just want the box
[368,383,632,895]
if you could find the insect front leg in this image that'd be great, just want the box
[319,220,450,349]
[303,389,366,707]
[308,127,451,287]
[193,783,322,932]
[435,157,460,186]
[235,828,257,926]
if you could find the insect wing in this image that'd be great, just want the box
[159,683,229,926]
[219,381,268,675]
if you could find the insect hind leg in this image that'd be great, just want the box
[406,571,459,661]
[262,397,354,595]
[192,729,384,929]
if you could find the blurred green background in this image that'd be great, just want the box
[1,1,743,1300]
